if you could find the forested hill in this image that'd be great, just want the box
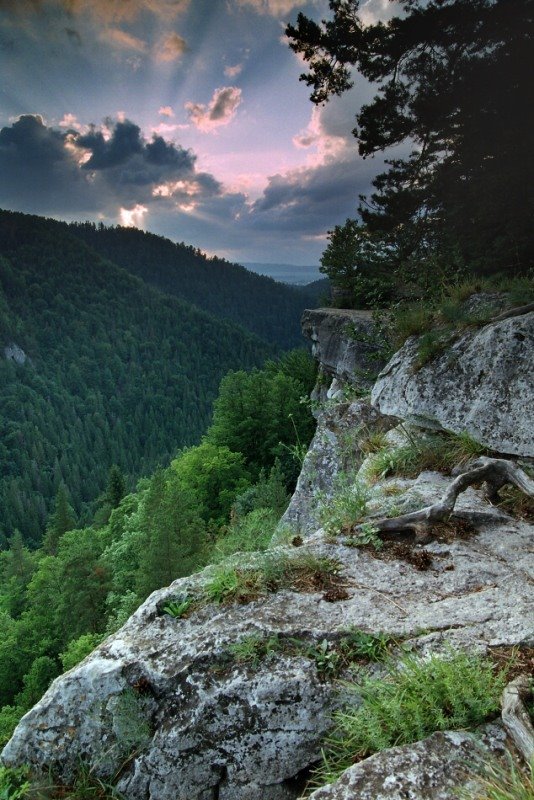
[0,210,274,546]
[68,223,311,350]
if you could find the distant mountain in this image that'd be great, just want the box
[0,210,274,545]
[243,262,322,286]
[68,225,314,350]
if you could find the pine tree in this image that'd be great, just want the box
[42,485,76,556]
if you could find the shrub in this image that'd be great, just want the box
[0,765,30,800]
[319,481,370,536]
[212,508,278,562]
[316,649,506,785]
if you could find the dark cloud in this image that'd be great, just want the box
[0,114,222,217]
[0,115,98,213]
[78,120,144,169]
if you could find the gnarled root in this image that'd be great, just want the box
[354,457,534,540]
[501,674,534,764]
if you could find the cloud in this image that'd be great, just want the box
[224,63,243,78]
[58,112,85,131]
[99,27,148,52]
[0,114,222,219]
[234,0,309,16]
[158,106,175,117]
[185,87,242,133]
[0,0,190,24]
[154,31,188,62]
[359,0,401,27]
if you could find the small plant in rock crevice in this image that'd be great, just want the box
[0,763,123,800]
[202,550,342,606]
[224,629,394,679]
[318,480,370,536]
[161,595,193,618]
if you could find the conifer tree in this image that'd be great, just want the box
[42,485,76,556]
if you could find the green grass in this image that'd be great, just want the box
[319,480,370,536]
[386,273,534,369]
[202,550,340,605]
[225,629,394,678]
[365,430,490,481]
[314,649,507,786]
[161,595,194,618]
[0,765,123,800]
[227,634,282,666]
[460,758,534,800]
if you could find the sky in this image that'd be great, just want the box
[0,0,398,266]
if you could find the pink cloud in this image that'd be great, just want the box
[185,86,242,133]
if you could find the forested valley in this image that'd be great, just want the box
[0,210,317,546]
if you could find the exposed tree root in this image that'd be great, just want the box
[501,674,534,764]
[492,301,534,322]
[354,458,534,541]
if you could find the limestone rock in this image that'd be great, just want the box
[301,308,386,389]
[3,480,533,798]
[307,725,508,800]
[279,398,392,536]
[4,342,27,365]
[371,311,534,457]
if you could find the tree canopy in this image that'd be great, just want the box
[287,0,534,279]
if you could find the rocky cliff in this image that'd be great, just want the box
[2,307,533,799]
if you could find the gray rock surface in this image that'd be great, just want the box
[307,725,508,800]
[4,342,27,365]
[302,308,386,389]
[371,311,534,457]
[3,476,533,798]
[279,398,394,535]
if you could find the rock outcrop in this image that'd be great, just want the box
[371,310,534,458]
[3,342,28,365]
[3,305,533,800]
[302,308,386,398]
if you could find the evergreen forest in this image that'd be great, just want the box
[0,210,317,546]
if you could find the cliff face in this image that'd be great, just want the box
[2,308,533,800]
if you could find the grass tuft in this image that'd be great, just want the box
[313,649,507,786]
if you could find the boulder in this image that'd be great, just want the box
[307,725,508,800]
[371,311,534,457]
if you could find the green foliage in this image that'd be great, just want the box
[203,551,339,605]
[365,430,491,481]
[0,766,30,800]
[14,657,58,710]
[319,481,370,536]
[316,650,506,784]
[170,443,250,528]
[161,595,193,619]
[320,220,397,307]
[0,210,274,546]
[212,508,279,562]
[232,461,290,519]
[60,634,104,672]
[344,523,383,551]
[69,221,314,351]
[227,635,282,666]
[287,0,534,277]
[206,349,316,486]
